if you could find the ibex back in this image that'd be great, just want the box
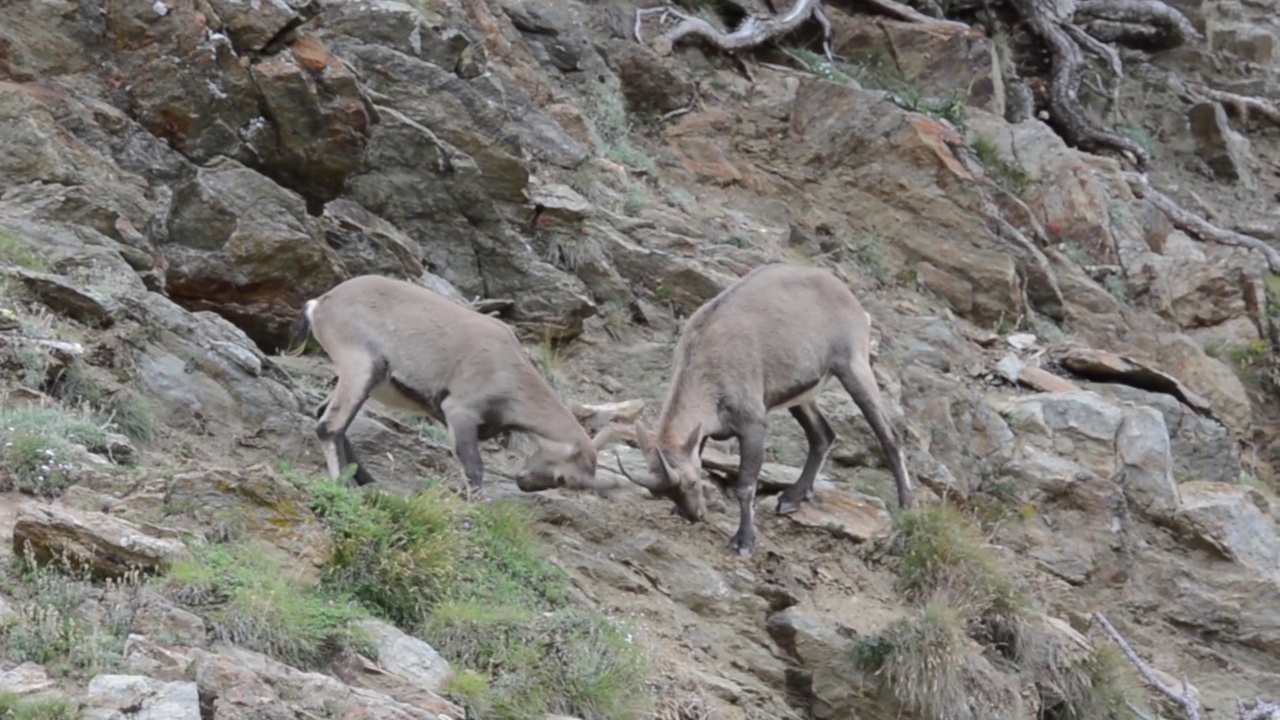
[622,263,913,557]
[291,274,616,494]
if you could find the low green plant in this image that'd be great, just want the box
[0,692,78,720]
[1,546,140,679]
[1049,643,1149,719]
[163,541,370,669]
[47,362,157,444]
[854,602,971,719]
[0,234,49,272]
[970,135,1030,195]
[0,407,107,496]
[295,472,651,719]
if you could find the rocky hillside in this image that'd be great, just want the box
[2,0,1280,716]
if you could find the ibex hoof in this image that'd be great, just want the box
[728,535,755,558]
[775,498,803,516]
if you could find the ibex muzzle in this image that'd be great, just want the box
[621,263,913,557]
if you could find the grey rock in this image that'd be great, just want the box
[82,674,201,720]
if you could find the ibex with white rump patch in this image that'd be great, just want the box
[291,274,616,494]
[620,263,913,557]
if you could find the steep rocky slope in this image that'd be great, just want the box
[2,0,1280,717]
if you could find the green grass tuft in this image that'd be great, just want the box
[292,470,652,720]
[0,407,107,497]
[163,541,370,669]
[0,692,78,720]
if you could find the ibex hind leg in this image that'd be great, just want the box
[834,356,913,509]
[314,355,385,487]
[312,397,377,486]
[776,401,835,515]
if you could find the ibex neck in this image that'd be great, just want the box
[655,387,716,455]
[519,384,591,447]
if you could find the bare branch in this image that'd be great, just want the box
[1011,0,1149,167]
[1092,612,1202,720]
[1189,85,1280,126]
[1124,172,1280,272]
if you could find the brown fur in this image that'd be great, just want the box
[294,274,615,492]
[627,263,913,557]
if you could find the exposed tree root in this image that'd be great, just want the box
[1124,172,1280,272]
[1074,0,1199,51]
[635,0,838,60]
[1012,0,1150,168]
[1094,612,1280,720]
[1189,84,1280,127]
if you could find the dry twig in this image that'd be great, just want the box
[1124,172,1280,272]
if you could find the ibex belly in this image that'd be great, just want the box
[769,373,832,411]
[369,378,448,424]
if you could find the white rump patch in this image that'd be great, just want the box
[304,298,319,325]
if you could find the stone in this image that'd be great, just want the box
[826,12,1004,116]
[0,266,122,327]
[354,618,452,693]
[102,0,263,165]
[248,32,374,204]
[1188,102,1256,188]
[1173,482,1279,576]
[82,674,201,720]
[122,634,197,682]
[11,501,191,578]
[599,38,696,115]
[0,662,54,695]
[162,156,347,351]
[1056,347,1213,417]
[788,82,1024,326]
[190,644,464,718]
[783,486,891,543]
[320,198,426,280]
[131,590,208,647]
[162,465,331,582]
[1152,333,1252,434]
[203,0,307,54]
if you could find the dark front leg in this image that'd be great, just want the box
[728,423,766,558]
[447,415,485,494]
[777,402,835,515]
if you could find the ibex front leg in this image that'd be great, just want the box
[443,404,485,500]
[728,422,766,558]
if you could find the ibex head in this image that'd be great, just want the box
[625,421,705,521]
[515,425,618,492]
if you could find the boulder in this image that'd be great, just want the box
[82,674,201,720]
[11,501,191,578]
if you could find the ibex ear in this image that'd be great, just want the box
[590,424,616,452]
[680,422,702,457]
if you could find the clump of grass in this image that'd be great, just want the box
[1044,643,1149,719]
[971,136,1030,196]
[528,339,568,391]
[427,604,649,719]
[295,472,652,720]
[162,540,369,669]
[854,602,971,719]
[306,479,462,627]
[47,361,157,444]
[0,692,78,720]
[1,545,141,679]
[0,406,107,497]
[890,504,1020,612]
[0,233,49,272]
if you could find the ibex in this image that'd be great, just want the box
[290,274,616,494]
[620,263,913,557]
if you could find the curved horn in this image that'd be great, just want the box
[615,452,665,490]
[590,423,617,451]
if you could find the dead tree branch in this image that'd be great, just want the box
[633,0,967,63]
[1124,172,1280,272]
[1074,0,1200,51]
[1012,0,1151,168]
[1189,85,1280,127]
[1239,700,1280,720]
[1092,612,1203,720]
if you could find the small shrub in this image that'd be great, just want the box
[1043,643,1149,719]
[854,602,971,720]
[890,504,1019,611]
[47,362,157,444]
[1,545,141,678]
[163,541,369,669]
[0,692,78,720]
[296,473,651,719]
[970,136,1030,195]
[0,234,49,272]
[0,407,106,497]
[427,603,650,720]
[306,480,462,626]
